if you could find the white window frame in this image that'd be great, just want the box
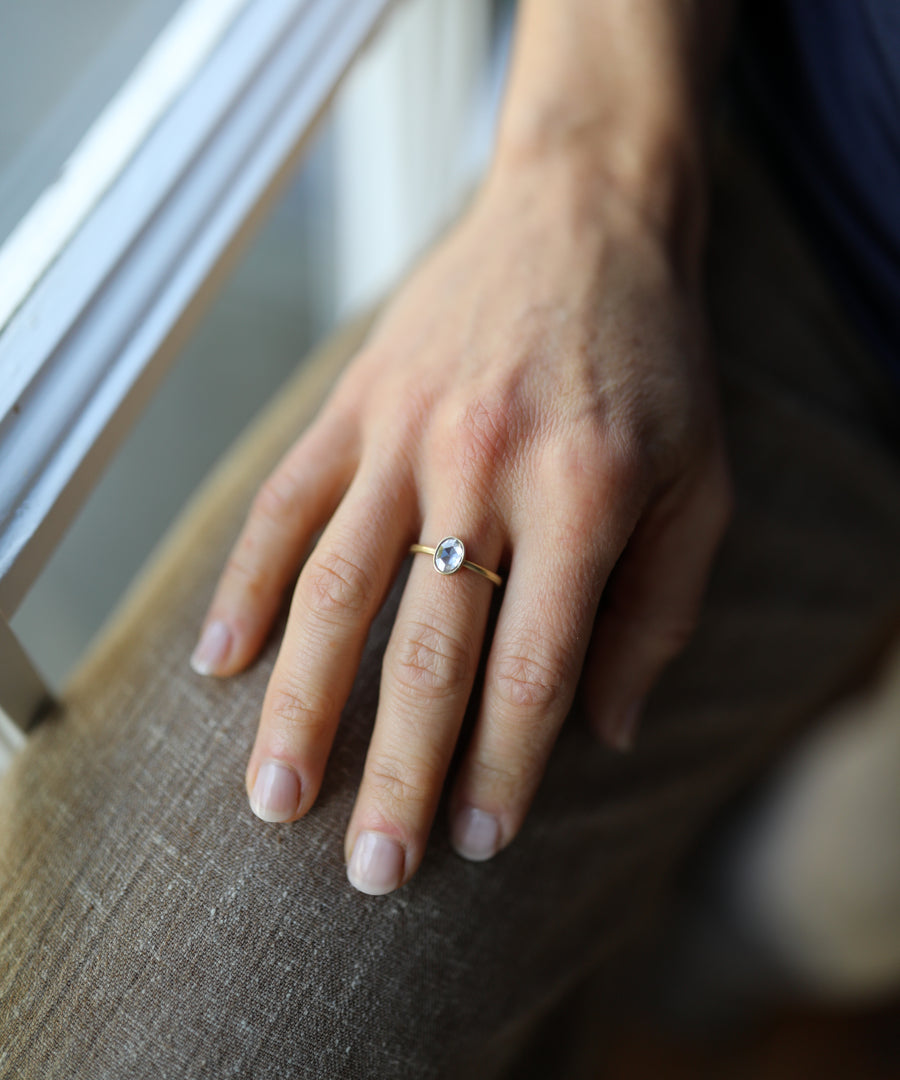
[0,0,495,742]
[0,0,396,731]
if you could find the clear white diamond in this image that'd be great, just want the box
[434,536,465,574]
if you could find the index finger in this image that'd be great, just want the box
[191,414,358,677]
[245,464,414,822]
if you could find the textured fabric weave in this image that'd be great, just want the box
[1,131,899,1079]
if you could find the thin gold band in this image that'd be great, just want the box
[409,543,503,587]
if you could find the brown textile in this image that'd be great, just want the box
[1,132,899,1080]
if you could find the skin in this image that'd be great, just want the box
[192,0,734,894]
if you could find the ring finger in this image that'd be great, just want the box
[344,512,505,895]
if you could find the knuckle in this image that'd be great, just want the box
[365,754,432,816]
[540,428,643,533]
[266,681,332,733]
[645,614,698,660]
[604,386,702,492]
[492,647,566,712]
[541,434,601,494]
[465,752,524,798]
[605,592,700,664]
[457,397,514,460]
[391,619,472,701]
[431,395,518,490]
[223,548,267,600]
[252,471,299,528]
[298,548,373,620]
[462,733,548,811]
[596,420,650,498]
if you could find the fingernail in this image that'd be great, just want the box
[451,807,501,862]
[190,620,232,676]
[606,700,643,752]
[347,832,405,895]
[249,762,301,822]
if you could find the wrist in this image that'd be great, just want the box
[489,0,726,282]
[488,119,707,282]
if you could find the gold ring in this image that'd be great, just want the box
[409,536,502,587]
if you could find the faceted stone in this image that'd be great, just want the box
[434,536,465,574]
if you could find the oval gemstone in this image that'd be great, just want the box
[434,536,465,574]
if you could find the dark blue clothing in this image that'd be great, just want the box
[735,0,900,384]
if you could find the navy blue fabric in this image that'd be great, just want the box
[734,0,900,384]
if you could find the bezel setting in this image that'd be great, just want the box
[433,536,465,575]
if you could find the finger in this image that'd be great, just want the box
[585,453,733,750]
[191,411,358,677]
[447,520,606,862]
[245,458,415,824]
[344,518,504,895]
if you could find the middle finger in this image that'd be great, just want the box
[345,512,504,894]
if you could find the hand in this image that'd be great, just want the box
[191,153,732,894]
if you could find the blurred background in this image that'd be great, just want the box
[1,0,898,1075]
[2,0,509,685]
